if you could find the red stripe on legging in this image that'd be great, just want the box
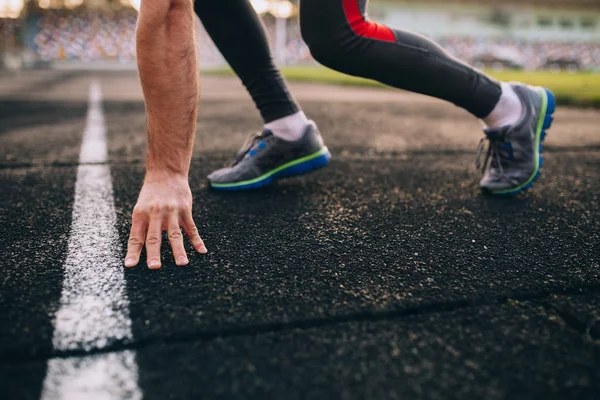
[342,0,395,42]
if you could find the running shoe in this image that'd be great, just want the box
[208,121,331,190]
[477,83,556,195]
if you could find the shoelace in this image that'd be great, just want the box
[232,131,266,166]
[475,137,505,175]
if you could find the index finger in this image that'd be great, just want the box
[125,210,148,267]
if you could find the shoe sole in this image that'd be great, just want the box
[486,87,555,196]
[210,147,332,191]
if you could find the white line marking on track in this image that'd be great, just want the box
[41,80,142,400]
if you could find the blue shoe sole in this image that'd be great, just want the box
[487,88,555,196]
[211,150,332,191]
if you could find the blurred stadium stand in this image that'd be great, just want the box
[1,0,599,71]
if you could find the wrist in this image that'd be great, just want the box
[144,166,189,183]
[145,151,191,178]
[144,122,194,181]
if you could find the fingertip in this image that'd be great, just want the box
[176,256,189,266]
[124,258,137,268]
[197,245,208,254]
[148,259,161,270]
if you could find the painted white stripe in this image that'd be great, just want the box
[41,81,142,400]
[42,351,140,400]
[78,82,107,164]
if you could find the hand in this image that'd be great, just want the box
[124,174,207,269]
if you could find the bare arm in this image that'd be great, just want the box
[125,0,207,269]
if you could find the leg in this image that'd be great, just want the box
[299,0,555,195]
[194,0,304,129]
[300,0,501,118]
[196,0,331,190]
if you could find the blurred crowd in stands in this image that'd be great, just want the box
[0,18,22,51]
[32,11,137,62]
[438,36,600,71]
[11,11,600,71]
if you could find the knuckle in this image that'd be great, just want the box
[169,230,183,240]
[148,203,162,214]
[128,237,143,246]
[189,227,199,237]
[166,201,179,212]
[146,236,161,245]
[132,206,144,218]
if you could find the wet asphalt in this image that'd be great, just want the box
[0,71,599,400]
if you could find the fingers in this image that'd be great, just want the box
[168,209,188,266]
[125,208,148,268]
[182,210,207,254]
[145,212,163,270]
[125,197,206,269]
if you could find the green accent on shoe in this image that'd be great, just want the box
[489,87,548,195]
[210,147,330,188]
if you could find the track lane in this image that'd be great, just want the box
[1,72,599,399]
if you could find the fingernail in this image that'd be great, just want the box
[199,245,208,254]
[149,259,160,269]
[177,256,188,266]
[125,258,135,267]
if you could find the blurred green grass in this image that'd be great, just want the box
[207,66,600,108]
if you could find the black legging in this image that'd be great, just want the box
[195,0,502,120]
[194,0,300,123]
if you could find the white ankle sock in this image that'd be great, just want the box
[264,111,309,141]
[482,82,524,130]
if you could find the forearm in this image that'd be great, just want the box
[136,0,199,178]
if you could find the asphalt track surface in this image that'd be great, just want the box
[1,70,599,400]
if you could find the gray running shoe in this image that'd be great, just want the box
[477,83,556,195]
[208,121,331,190]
